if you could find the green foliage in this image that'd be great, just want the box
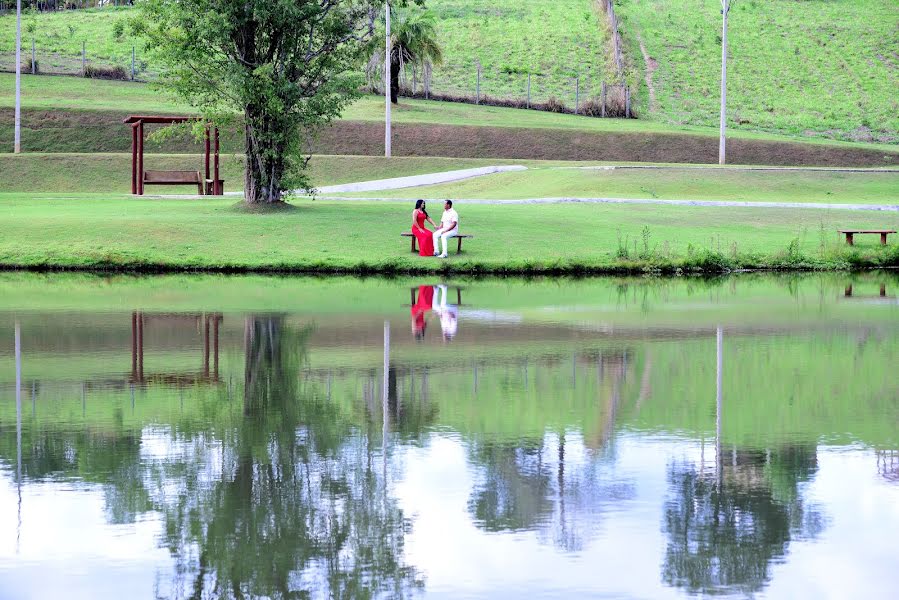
[367,5,444,99]
[132,0,419,203]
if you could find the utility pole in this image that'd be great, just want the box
[384,2,392,158]
[718,0,732,165]
[14,0,22,153]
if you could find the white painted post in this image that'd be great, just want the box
[382,320,390,476]
[82,40,86,77]
[715,326,723,483]
[14,0,21,153]
[15,322,22,483]
[384,3,391,158]
[719,0,731,165]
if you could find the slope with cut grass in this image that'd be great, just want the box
[2,74,896,167]
[618,0,899,143]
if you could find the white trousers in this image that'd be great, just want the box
[433,228,458,256]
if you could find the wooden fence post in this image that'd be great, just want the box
[476,64,480,104]
[131,46,135,80]
[31,39,35,74]
[601,81,607,118]
[527,73,531,108]
[625,85,631,118]
[575,76,580,115]
[81,41,86,76]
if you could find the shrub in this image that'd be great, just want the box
[23,58,38,74]
[84,64,129,81]
[543,96,566,113]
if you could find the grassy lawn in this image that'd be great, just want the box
[332,166,899,205]
[2,152,895,204]
[0,153,531,193]
[618,0,899,143]
[0,194,895,273]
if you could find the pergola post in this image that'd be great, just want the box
[131,123,138,194]
[137,120,144,195]
[204,125,211,193]
[214,127,221,195]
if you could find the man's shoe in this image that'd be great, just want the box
[438,254,448,259]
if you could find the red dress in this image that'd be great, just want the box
[410,285,434,339]
[412,210,435,257]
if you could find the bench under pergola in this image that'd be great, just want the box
[124,115,224,196]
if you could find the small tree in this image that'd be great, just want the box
[367,7,442,104]
[135,0,421,205]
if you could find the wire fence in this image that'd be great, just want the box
[0,1,132,14]
[0,38,155,80]
[389,64,633,118]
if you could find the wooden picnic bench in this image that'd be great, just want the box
[401,232,473,254]
[144,170,204,194]
[838,230,896,246]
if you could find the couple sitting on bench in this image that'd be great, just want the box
[412,200,460,259]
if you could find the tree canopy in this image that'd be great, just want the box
[135,0,421,204]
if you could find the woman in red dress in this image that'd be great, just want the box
[411,200,437,257]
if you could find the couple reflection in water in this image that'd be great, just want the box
[410,284,458,341]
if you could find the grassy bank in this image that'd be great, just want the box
[0,194,895,273]
[618,0,899,143]
[2,74,896,166]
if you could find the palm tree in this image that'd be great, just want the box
[368,8,443,104]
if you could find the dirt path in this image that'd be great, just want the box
[636,33,659,115]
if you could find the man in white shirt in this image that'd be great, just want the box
[432,284,458,340]
[432,200,460,259]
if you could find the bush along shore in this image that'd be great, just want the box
[1,243,896,276]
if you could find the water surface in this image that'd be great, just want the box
[0,273,897,599]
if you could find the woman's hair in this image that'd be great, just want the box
[414,199,428,218]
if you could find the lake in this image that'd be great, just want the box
[0,273,897,599]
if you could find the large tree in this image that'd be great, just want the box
[136,0,420,205]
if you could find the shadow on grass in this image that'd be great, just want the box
[229,201,304,214]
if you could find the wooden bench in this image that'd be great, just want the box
[144,170,203,194]
[838,230,896,246]
[401,232,473,254]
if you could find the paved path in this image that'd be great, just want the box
[314,195,899,212]
[311,165,527,194]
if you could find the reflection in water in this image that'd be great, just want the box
[0,273,897,598]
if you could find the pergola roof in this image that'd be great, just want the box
[123,115,199,124]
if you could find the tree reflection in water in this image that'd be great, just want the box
[148,315,422,599]
[662,445,826,596]
[467,432,635,553]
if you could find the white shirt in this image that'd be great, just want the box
[440,208,459,231]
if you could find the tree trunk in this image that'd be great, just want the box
[243,109,286,204]
[390,56,401,105]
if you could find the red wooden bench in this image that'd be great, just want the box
[838,230,896,246]
[144,170,204,194]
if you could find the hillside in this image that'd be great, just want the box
[617,0,899,143]
[0,2,613,104]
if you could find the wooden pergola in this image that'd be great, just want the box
[124,115,223,196]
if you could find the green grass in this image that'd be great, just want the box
[0,194,896,273]
[618,0,899,143]
[0,152,530,193]
[332,165,899,205]
[12,152,895,205]
[423,0,612,103]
